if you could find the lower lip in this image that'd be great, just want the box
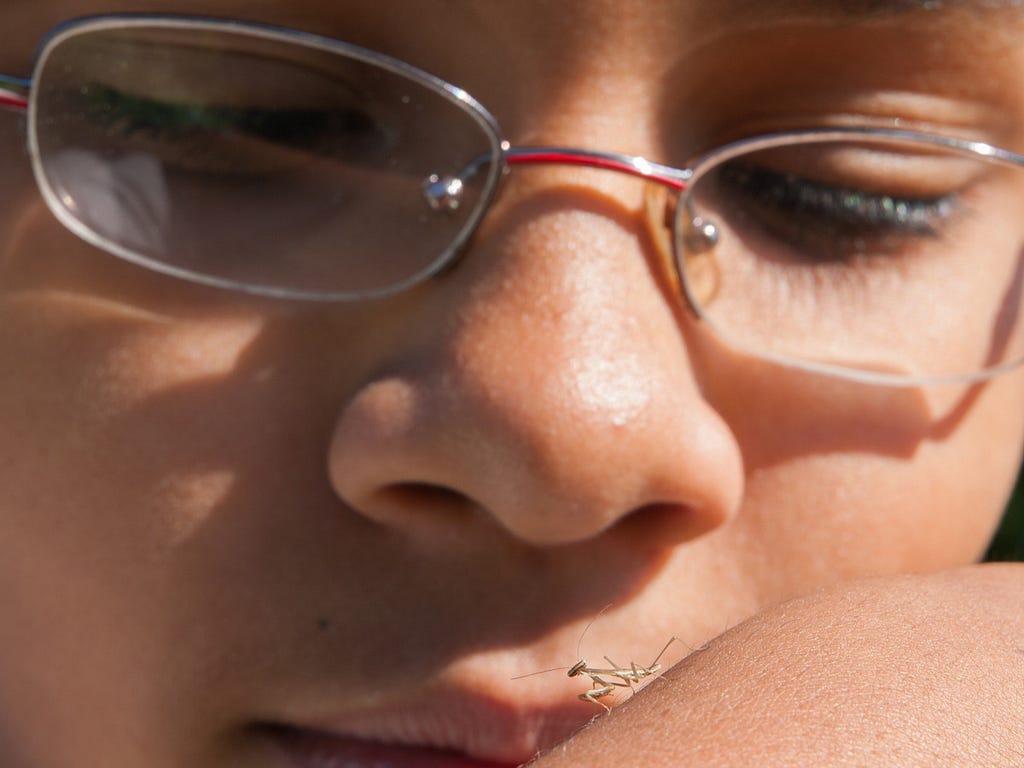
[270,726,517,768]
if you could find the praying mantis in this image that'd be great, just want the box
[564,636,685,710]
[513,608,699,712]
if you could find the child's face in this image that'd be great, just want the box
[1,1,1023,766]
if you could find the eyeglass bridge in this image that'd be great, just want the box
[420,145,719,253]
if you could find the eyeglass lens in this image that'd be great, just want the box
[31,21,499,298]
[678,138,1024,382]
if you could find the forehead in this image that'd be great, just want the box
[3,0,1022,91]
[7,0,1022,40]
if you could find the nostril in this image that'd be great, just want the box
[383,482,468,510]
[615,501,719,549]
[369,482,477,529]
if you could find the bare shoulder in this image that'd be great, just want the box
[532,565,1024,768]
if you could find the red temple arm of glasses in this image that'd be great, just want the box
[0,77,30,111]
[0,93,28,110]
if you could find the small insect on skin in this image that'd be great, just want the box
[512,605,705,712]
[565,636,687,711]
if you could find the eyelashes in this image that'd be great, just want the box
[716,162,956,237]
[74,82,395,171]
[701,159,962,262]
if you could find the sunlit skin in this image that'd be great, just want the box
[1,1,1023,767]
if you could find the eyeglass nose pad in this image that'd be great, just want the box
[422,174,466,213]
[643,182,680,290]
[683,215,719,253]
[643,183,720,308]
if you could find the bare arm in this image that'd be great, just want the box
[532,565,1024,767]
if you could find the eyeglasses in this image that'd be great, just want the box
[3,15,1024,387]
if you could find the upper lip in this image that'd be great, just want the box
[275,682,598,765]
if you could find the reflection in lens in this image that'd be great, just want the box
[678,136,1024,384]
[47,149,171,254]
[31,19,502,298]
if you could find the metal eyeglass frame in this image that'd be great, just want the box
[3,15,1024,387]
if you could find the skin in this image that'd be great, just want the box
[0,1,1023,766]
[534,566,1024,767]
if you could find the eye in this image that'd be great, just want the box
[686,140,984,265]
[710,160,957,260]
[67,82,397,176]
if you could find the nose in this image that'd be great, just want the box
[326,172,744,548]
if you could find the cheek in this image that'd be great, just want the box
[721,366,1024,592]
[0,279,342,559]
[0,282,343,757]
[0,293,265,582]
[0,309,226,754]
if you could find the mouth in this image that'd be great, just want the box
[258,684,594,768]
[266,725,519,768]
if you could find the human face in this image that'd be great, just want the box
[1,2,1023,766]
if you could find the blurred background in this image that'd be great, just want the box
[986,467,1024,561]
